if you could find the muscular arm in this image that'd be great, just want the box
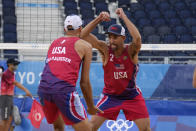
[193,68,196,88]
[117,8,141,58]
[79,42,95,108]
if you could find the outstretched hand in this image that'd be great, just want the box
[98,11,111,22]
[116,8,126,19]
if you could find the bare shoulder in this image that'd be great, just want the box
[76,39,92,49]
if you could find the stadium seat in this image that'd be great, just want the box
[148,10,161,19]
[143,26,156,37]
[152,18,166,27]
[118,0,131,7]
[97,34,105,40]
[147,34,161,44]
[134,10,146,20]
[101,18,116,30]
[3,50,18,59]
[92,27,99,35]
[169,0,181,5]
[3,8,15,17]
[79,2,92,10]
[94,0,106,3]
[78,0,91,2]
[64,9,78,15]
[83,18,93,26]
[130,3,144,12]
[184,17,196,28]
[179,34,194,43]
[144,2,156,11]
[158,2,171,12]
[174,26,189,36]
[137,18,151,28]
[108,0,116,2]
[158,26,171,36]
[169,18,182,27]
[3,24,16,33]
[190,1,196,11]
[4,16,17,25]
[80,9,94,19]
[64,2,77,9]
[191,26,196,36]
[95,3,108,15]
[163,34,177,43]
[178,10,192,19]
[174,2,187,11]
[163,10,177,20]
[3,33,17,43]
[153,0,168,5]
[2,0,15,8]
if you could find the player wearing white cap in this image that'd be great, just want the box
[38,15,102,131]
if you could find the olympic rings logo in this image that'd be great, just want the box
[106,119,134,131]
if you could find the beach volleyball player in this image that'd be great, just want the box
[38,15,102,131]
[80,8,151,131]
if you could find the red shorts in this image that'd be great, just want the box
[96,92,149,121]
[38,91,87,125]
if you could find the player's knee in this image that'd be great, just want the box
[53,123,64,131]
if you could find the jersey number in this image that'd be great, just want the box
[110,54,114,62]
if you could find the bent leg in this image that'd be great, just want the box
[134,118,151,131]
[53,115,65,131]
[91,115,107,131]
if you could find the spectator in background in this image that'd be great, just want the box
[193,67,196,88]
[0,58,32,131]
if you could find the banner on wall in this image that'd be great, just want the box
[0,60,195,99]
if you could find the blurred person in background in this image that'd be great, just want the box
[0,58,32,131]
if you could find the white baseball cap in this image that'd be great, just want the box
[64,15,83,31]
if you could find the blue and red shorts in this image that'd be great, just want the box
[38,91,87,125]
[96,90,149,121]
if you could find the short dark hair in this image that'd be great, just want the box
[0,66,4,72]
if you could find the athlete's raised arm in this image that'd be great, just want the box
[193,67,196,88]
[116,8,142,59]
[76,40,103,115]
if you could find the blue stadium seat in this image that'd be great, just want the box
[154,0,168,5]
[130,3,144,12]
[64,2,77,9]
[3,24,16,33]
[163,10,177,20]
[80,9,94,19]
[191,26,196,36]
[174,26,189,36]
[78,0,91,2]
[163,34,177,43]
[3,33,17,43]
[184,17,196,28]
[147,34,161,44]
[179,34,193,43]
[152,18,166,27]
[137,18,151,28]
[92,27,99,35]
[2,0,15,8]
[83,18,93,26]
[134,10,146,20]
[79,2,92,10]
[108,0,116,2]
[158,2,171,12]
[174,2,187,11]
[169,18,182,27]
[4,16,17,25]
[95,3,108,14]
[178,10,192,19]
[143,26,156,37]
[94,0,106,3]
[123,10,131,19]
[169,0,181,5]
[190,1,196,11]
[158,26,171,36]
[118,0,131,7]
[144,2,156,11]
[3,8,15,16]
[64,9,78,15]
[3,50,18,59]
[148,10,161,19]
[96,34,105,41]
